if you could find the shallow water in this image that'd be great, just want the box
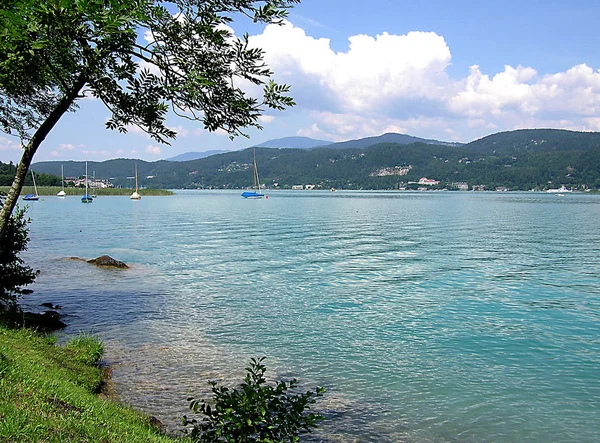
[21,190,600,442]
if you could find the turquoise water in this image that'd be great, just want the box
[20,190,600,442]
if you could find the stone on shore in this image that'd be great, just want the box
[87,255,129,269]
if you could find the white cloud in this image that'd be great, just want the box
[258,115,275,124]
[58,143,75,151]
[146,145,161,155]
[248,22,600,141]
[0,137,21,153]
[251,22,452,114]
[169,125,189,137]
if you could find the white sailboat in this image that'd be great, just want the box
[57,164,66,197]
[23,170,39,201]
[130,162,141,200]
[81,160,93,203]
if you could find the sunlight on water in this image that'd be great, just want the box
[21,191,600,442]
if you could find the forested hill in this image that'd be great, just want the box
[317,132,462,150]
[465,129,600,154]
[26,129,600,191]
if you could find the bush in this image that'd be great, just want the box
[184,357,325,442]
[0,192,36,303]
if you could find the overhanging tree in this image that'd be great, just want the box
[0,0,298,239]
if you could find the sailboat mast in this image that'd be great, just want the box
[85,160,88,195]
[253,149,261,192]
[31,170,38,196]
[61,165,65,192]
[135,162,138,192]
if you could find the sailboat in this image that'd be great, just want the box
[23,170,40,201]
[81,160,93,203]
[130,162,141,200]
[241,150,264,199]
[57,164,66,197]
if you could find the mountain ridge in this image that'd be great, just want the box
[25,128,600,191]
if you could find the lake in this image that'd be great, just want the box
[20,190,600,442]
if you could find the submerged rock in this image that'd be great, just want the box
[22,310,67,332]
[87,255,129,269]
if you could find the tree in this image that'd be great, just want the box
[0,193,36,303]
[184,357,325,442]
[0,0,299,239]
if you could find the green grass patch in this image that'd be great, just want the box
[0,325,186,442]
[0,186,174,196]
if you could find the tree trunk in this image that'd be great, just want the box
[0,77,86,240]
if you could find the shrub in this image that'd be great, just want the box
[184,357,325,442]
[0,192,36,303]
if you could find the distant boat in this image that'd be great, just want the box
[547,185,572,194]
[81,160,93,203]
[130,162,141,200]
[23,170,40,201]
[241,150,264,199]
[57,165,66,197]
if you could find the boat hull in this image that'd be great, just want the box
[23,194,39,201]
[241,191,264,199]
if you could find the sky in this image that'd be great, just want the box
[2,0,600,163]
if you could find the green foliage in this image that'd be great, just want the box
[0,192,36,302]
[65,333,104,365]
[0,0,299,144]
[184,357,325,443]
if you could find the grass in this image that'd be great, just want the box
[0,325,187,442]
[0,186,174,196]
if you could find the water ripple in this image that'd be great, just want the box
[21,191,600,442]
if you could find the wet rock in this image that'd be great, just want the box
[149,416,164,431]
[22,310,66,332]
[66,257,87,262]
[41,302,62,309]
[87,255,129,269]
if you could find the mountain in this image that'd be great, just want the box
[465,129,600,154]
[251,136,331,149]
[165,150,230,161]
[320,132,463,150]
[29,129,600,191]
[163,137,329,162]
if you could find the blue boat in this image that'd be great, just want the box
[22,193,39,201]
[241,190,264,199]
[22,170,39,201]
[81,160,93,203]
[241,149,264,199]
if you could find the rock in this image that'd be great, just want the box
[22,310,67,332]
[149,416,164,430]
[41,302,62,310]
[87,255,129,269]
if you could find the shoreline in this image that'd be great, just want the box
[0,186,174,196]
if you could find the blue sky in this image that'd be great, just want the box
[2,0,600,163]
